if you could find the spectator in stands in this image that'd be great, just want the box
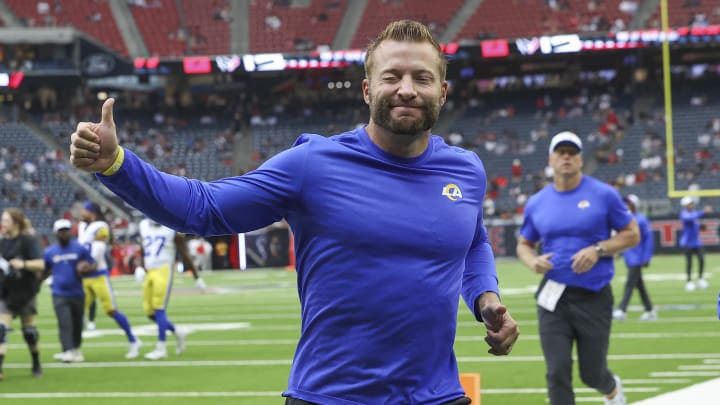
[679,196,712,291]
[87,12,102,23]
[69,19,519,405]
[613,194,656,321]
[265,14,281,30]
[516,131,639,405]
[0,208,45,380]
[618,0,638,14]
[213,5,231,22]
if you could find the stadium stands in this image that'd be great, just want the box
[248,0,347,53]
[5,0,128,56]
[351,0,462,49]
[129,0,185,57]
[455,0,634,41]
[1,1,695,59]
[0,121,73,234]
[646,0,720,29]
[180,0,231,55]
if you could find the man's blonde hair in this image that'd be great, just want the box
[364,20,446,81]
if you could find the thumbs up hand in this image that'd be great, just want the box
[70,98,119,173]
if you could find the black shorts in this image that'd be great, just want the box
[0,296,38,318]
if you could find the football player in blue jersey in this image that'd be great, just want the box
[69,20,519,405]
[517,131,640,405]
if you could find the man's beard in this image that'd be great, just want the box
[369,95,440,136]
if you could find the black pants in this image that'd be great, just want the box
[285,396,472,405]
[52,295,84,351]
[538,283,616,405]
[685,247,705,280]
[618,265,653,312]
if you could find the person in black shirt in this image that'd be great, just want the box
[0,208,45,380]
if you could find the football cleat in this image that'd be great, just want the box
[639,310,658,321]
[125,339,142,359]
[175,328,188,355]
[144,346,168,360]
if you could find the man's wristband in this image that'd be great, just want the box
[101,147,125,176]
[594,243,606,256]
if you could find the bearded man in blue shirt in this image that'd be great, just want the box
[68,19,519,405]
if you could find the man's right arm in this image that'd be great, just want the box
[71,98,304,237]
[96,147,302,236]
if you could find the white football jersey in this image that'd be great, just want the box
[78,220,110,270]
[139,219,177,270]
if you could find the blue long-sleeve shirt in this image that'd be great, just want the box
[623,212,654,266]
[97,127,499,405]
[680,208,705,248]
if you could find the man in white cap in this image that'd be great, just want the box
[679,196,712,291]
[43,219,95,362]
[613,194,656,321]
[517,131,640,405]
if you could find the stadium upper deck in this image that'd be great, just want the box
[3,0,715,57]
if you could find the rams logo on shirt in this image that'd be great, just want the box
[578,200,590,209]
[442,183,463,201]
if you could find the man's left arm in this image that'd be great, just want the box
[572,219,640,273]
[595,219,640,257]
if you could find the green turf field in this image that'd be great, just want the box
[1,254,718,404]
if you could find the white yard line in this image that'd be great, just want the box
[0,387,660,399]
[631,377,720,405]
[679,365,720,370]
[5,353,719,368]
[0,392,281,399]
[650,371,720,377]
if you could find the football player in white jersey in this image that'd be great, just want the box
[78,202,141,358]
[138,218,195,359]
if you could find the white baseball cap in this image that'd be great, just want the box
[53,219,72,232]
[549,131,583,155]
[680,196,694,207]
[624,194,640,207]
